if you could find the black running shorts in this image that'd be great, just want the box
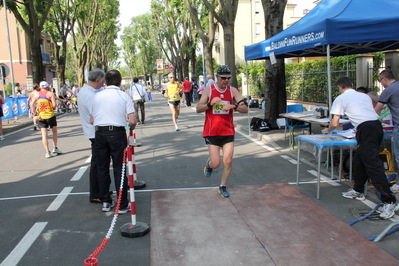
[204,135,234,147]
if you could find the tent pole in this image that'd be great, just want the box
[246,61,250,136]
[327,45,332,118]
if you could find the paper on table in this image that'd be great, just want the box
[336,128,356,138]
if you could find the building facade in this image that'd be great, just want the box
[0,9,56,96]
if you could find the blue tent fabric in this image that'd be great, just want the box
[244,0,399,61]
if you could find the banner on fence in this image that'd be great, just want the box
[1,97,29,120]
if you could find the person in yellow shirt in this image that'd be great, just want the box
[146,82,152,101]
[164,73,183,131]
[30,81,62,158]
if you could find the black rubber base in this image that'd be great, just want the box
[120,222,150,238]
[134,180,146,189]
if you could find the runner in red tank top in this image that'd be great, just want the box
[196,65,248,198]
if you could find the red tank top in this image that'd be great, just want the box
[203,84,235,137]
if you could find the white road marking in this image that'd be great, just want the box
[236,129,278,152]
[280,155,298,164]
[46,187,74,211]
[85,155,91,163]
[0,222,48,266]
[70,166,88,181]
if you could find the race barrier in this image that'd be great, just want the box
[1,97,29,120]
[84,129,150,265]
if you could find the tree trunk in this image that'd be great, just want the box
[222,24,237,88]
[30,35,44,84]
[265,59,286,119]
[262,0,288,119]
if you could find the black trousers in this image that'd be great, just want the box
[96,130,129,208]
[89,138,100,199]
[184,92,191,107]
[353,120,396,203]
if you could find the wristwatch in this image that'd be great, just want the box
[207,102,213,108]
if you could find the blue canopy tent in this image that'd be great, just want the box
[244,0,399,111]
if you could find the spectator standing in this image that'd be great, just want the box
[375,70,399,193]
[90,69,137,213]
[16,89,24,97]
[182,77,192,107]
[322,77,397,219]
[196,65,248,198]
[191,77,199,102]
[78,68,106,204]
[130,77,147,124]
[146,82,152,101]
[72,83,80,97]
[30,81,62,158]
[206,74,215,87]
[197,81,205,101]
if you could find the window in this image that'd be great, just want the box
[255,23,261,35]
[255,2,261,14]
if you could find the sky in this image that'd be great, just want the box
[117,0,317,45]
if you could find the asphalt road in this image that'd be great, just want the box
[0,93,398,265]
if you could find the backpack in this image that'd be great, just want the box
[258,119,270,132]
[250,117,270,132]
[250,117,262,131]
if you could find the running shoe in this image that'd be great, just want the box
[204,158,212,178]
[0,135,4,141]
[33,124,37,131]
[341,188,365,201]
[218,186,230,198]
[118,203,131,214]
[390,184,399,193]
[45,152,52,158]
[53,147,62,154]
[175,126,179,131]
[380,202,399,219]
[102,201,115,212]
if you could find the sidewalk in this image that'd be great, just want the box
[2,114,35,135]
[2,113,67,136]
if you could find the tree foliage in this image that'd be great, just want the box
[121,13,158,83]
[202,0,239,87]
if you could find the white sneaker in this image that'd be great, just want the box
[118,203,131,214]
[102,201,115,212]
[380,202,399,219]
[52,147,62,154]
[0,135,4,141]
[341,188,365,201]
[175,126,179,131]
[390,184,399,193]
[45,152,52,158]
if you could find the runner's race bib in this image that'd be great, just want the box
[213,100,230,114]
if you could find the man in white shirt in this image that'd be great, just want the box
[206,74,215,87]
[91,69,137,214]
[322,77,397,219]
[130,77,147,124]
[78,68,105,204]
